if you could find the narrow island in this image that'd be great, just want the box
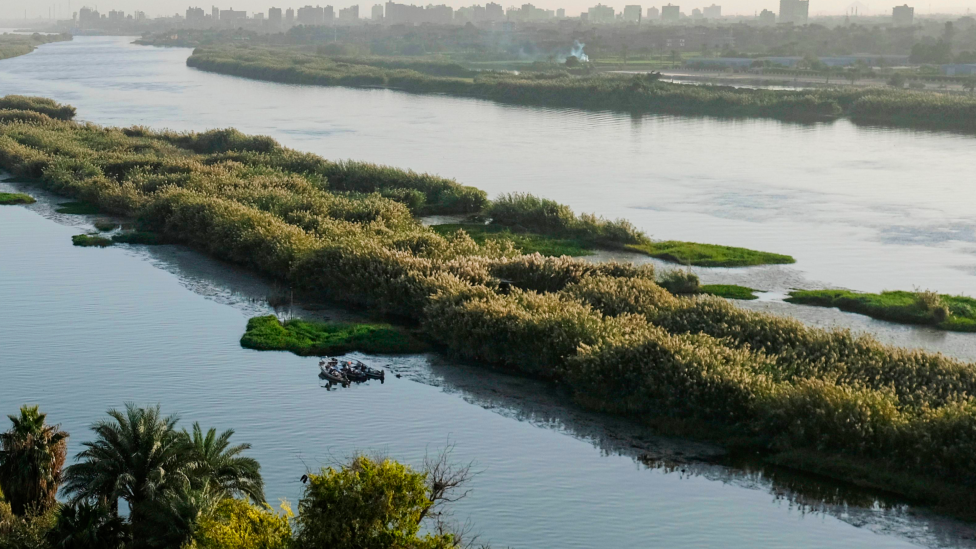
[3,96,976,520]
[184,46,976,132]
[0,191,35,205]
[787,289,976,332]
[0,33,71,62]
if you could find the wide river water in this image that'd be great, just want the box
[3,36,976,548]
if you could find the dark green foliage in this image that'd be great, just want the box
[630,240,795,267]
[294,455,455,549]
[430,223,592,257]
[71,235,113,248]
[47,502,128,549]
[658,269,701,295]
[487,193,648,247]
[56,202,100,215]
[111,232,164,245]
[0,193,35,205]
[92,219,118,232]
[701,284,759,300]
[787,289,976,332]
[0,406,68,517]
[241,315,428,356]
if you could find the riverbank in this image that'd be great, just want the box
[3,99,976,521]
[0,33,71,61]
[184,46,976,132]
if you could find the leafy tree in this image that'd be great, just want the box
[192,498,293,549]
[887,73,907,88]
[293,455,456,549]
[62,404,189,520]
[46,502,128,549]
[182,424,265,504]
[564,55,579,67]
[0,406,68,516]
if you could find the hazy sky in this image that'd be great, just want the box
[3,0,973,20]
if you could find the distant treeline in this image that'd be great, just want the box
[3,97,976,520]
[185,46,976,131]
[0,33,71,61]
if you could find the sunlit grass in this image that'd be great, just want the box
[240,315,428,355]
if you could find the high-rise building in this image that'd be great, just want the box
[779,0,808,24]
[219,7,247,23]
[892,4,913,26]
[623,4,642,22]
[646,6,659,17]
[661,3,679,22]
[759,8,775,23]
[702,4,720,17]
[108,9,125,20]
[285,7,295,24]
[338,5,359,20]
[587,3,615,23]
[557,8,566,17]
[371,4,384,19]
[485,2,504,20]
[79,6,100,25]
[186,6,205,22]
[269,7,283,25]
[297,5,326,24]
[691,7,702,17]
[212,6,220,20]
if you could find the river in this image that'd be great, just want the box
[2,36,976,548]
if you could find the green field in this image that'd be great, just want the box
[240,315,429,356]
[787,289,976,332]
[628,240,795,267]
[701,284,760,300]
[0,191,35,205]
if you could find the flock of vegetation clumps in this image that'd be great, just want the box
[4,96,976,519]
[187,46,976,131]
[0,404,471,548]
[788,288,976,332]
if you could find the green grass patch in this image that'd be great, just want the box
[786,289,976,332]
[701,284,760,300]
[56,201,100,215]
[431,223,592,257]
[240,315,429,356]
[628,240,795,267]
[71,234,113,247]
[112,231,164,245]
[0,191,35,205]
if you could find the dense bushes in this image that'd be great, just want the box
[187,46,976,130]
[3,101,976,515]
[0,96,75,121]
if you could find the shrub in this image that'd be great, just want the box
[657,269,701,295]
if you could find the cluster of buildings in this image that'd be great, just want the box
[73,2,917,29]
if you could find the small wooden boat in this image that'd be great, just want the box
[350,361,386,380]
[319,364,349,385]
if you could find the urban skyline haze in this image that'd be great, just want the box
[3,0,974,20]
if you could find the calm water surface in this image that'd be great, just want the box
[3,38,976,547]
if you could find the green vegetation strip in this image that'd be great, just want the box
[241,315,428,355]
[701,284,760,300]
[0,191,35,205]
[56,201,100,214]
[431,223,592,257]
[71,234,113,247]
[787,289,976,332]
[628,241,795,267]
[5,97,976,518]
[187,46,976,131]
[0,33,71,62]
[112,231,164,245]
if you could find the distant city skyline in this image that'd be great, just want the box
[2,0,973,20]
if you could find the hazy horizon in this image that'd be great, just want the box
[2,0,973,21]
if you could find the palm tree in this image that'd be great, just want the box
[47,501,129,549]
[183,423,265,504]
[61,404,190,518]
[0,405,69,516]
